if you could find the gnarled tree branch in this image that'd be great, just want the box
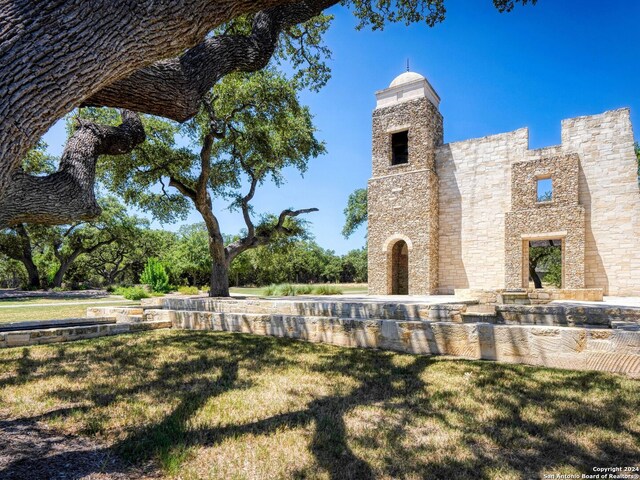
[82,1,339,121]
[0,110,145,227]
[226,206,318,260]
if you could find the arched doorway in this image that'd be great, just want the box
[390,240,409,294]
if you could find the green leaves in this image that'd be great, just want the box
[344,0,537,30]
[140,258,171,293]
[342,188,368,238]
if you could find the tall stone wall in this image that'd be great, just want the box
[505,154,585,289]
[368,97,442,295]
[436,129,528,293]
[435,108,639,296]
[560,109,640,296]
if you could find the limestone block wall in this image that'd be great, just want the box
[436,129,529,293]
[168,309,640,378]
[560,109,640,295]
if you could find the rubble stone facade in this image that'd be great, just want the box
[368,71,640,296]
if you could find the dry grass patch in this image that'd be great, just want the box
[0,330,638,479]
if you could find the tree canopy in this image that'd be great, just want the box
[0,0,536,227]
[342,188,368,238]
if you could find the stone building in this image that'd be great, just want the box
[368,71,640,296]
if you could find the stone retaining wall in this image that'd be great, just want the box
[160,298,471,322]
[496,304,640,328]
[0,320,171,348]
[159,308,640,377]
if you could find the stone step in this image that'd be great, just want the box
[0,320,172,349]
[461,312,498,324]
[121,314,144,323]
[156,298,474,321]
[497,304,640,328]
[87,306,143,318]
[0,317,115,333]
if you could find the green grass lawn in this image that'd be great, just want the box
[230,283,368,297]
[0,330,638,479]
[0,298,139,324]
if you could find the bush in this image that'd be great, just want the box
[262,284,341,296]
[140,258,170,293]
[312,285,343,295]
[296,284,313,294]
[263,284,298,296]
[114,286,150,300]
[199,285,210,293]
[178,286,199,295]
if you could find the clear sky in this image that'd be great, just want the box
[42,0,640,254]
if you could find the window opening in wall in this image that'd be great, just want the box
[391,130,409,165]
[528,239,562,289]
[537,177,553,202]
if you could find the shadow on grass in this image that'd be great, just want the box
[0,331,639,479]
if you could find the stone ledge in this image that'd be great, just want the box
[0,320,171,349]
[0,317,115,333]
[156,298,474,321]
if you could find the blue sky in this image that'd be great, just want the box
[42,0,640,254]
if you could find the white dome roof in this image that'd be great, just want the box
[389,71,425,88]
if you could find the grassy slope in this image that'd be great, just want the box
[0,330,637,479]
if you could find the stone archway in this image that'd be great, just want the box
[390,240,409,295]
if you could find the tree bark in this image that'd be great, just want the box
[15,225,41,290]
[529,264,543,289]
[0,0,300,195]
[51,253,81,289]
[0,0,339,227]
[83,1,339,121]
[209,243,231,297]
[0,111,145,227]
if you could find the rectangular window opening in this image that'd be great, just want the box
[528,239,562,289]
[536,177,553,202]
[391,130,409,165]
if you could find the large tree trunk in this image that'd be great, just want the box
[0,111,145,227]
[51,251,82,289]
[22,256,41,290]
[209,255,231,298]
[0,0,338,227]
[529,265,543,289]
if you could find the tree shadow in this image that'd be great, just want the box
[1,331,639,479]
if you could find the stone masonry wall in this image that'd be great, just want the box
[436,129,528,293]
[505,154,585,289]
[434,108,638,295]
[368,97,442,294]
[561,109,640,295]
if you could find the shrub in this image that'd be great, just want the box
[114,286,150,300]
[262,284,320,296]
[296,285,313,295]
[199,285,210,293]
[178,286,199,295]
[140,258,170,293]
[263,284,279,296]
[312,285,343,295]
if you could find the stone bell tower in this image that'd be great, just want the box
[367,71,443,295]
